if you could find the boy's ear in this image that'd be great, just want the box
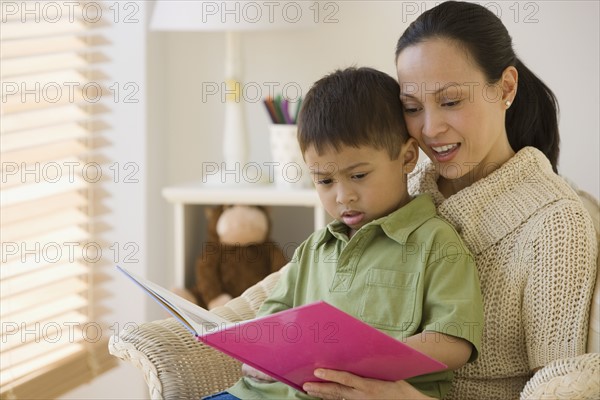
[401,137,419,174]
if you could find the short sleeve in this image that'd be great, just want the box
[420,250,484,363]
[255,243,303,317]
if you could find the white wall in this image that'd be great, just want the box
[162,0,599,197]
[504,1,599,195]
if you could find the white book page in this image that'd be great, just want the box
[117,266,231,335]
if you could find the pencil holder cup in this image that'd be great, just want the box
[269,124,312,188]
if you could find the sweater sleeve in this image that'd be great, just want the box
[523,199,598,370]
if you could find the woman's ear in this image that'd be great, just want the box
[501,66,518,107]
[401,137,419,174]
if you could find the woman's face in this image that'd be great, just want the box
[396,38,515,183]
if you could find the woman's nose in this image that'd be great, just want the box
[422,109,447,138]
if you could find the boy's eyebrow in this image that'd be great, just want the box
[400,81,465,98]
[311,162,371,175]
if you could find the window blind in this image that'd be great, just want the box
[1,2,116,398]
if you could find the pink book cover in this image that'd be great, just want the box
[197,301,447,393]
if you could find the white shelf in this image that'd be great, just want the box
[162,181,326,287]
[163,181,321,207]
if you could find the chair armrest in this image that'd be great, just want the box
[520,353,600,400]
[108,318,241,400]
[107,268,285,398]
[211,267,287,322]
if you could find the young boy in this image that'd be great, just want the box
[215,67,483,399]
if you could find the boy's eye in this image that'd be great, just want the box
[351,173,367,180]
[316,178,333,185]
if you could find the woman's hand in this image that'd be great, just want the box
[241,363,276,383]
[302,369,435,400]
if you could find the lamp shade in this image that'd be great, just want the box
[150,0,313,32]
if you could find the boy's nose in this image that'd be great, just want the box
[336,185,357,205]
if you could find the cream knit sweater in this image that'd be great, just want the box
[409,147,598,400]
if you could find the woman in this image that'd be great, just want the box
[303,2,598,399]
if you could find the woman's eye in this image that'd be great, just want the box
[442,100,461,107]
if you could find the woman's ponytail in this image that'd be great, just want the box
[507,59,560,172]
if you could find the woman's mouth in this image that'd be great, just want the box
[430,143,460,162]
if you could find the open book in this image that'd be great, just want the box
[117,266,447,392]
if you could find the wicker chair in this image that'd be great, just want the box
[109,190,600,400]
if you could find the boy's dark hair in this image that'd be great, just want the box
[297,67,409,160]
[395,1,560,172]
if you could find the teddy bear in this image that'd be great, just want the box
[186,205,289,310]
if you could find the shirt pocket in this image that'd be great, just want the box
[360,268,420,331]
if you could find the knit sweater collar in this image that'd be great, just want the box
[409,147,578,254]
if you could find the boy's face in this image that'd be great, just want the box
[304,139,418,238]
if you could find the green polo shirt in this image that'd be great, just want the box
[228,194,483,399]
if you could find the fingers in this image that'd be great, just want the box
[303,369,356,400]
[241,363,276,383]
[303,369,421,400]
[315,368,358,387]
[303,381,348,400]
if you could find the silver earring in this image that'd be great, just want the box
[505,100,511,108]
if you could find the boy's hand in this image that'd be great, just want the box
[241,363,276,383]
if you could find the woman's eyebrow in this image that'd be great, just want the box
[400,81,466,98]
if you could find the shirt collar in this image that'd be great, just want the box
[316,194,437,246]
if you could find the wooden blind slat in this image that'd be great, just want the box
[1,52,109,77]
[1,311,87,352]
[1,19,94,40]
[1,140,88,165]
[0,3,114,395]
[2,294,89,332]
[1,191,87,225]
[2,275,88,316]
[2,208,88,242]
[0,35,106,59]
[1,104,89,133]
[0,178,88,208]
[1,123,90,152]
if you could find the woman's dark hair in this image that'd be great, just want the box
[297,67,409,160]
[395,1,560,172]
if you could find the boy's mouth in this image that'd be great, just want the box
[341,211,364,226]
